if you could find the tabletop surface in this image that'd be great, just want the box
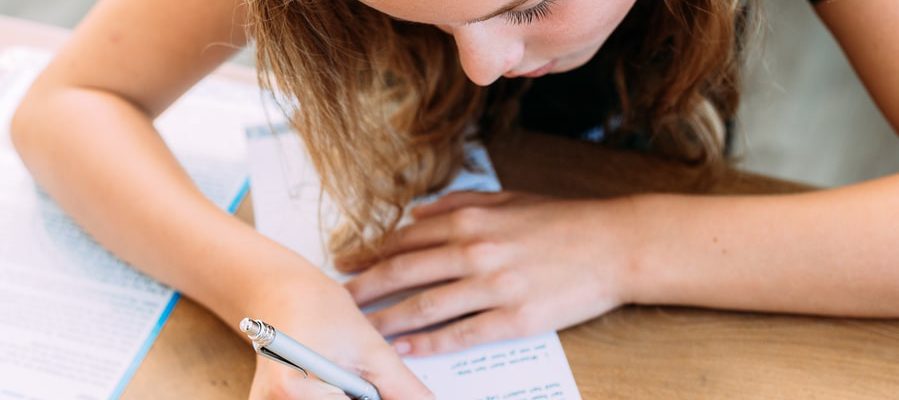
[3,16,898,400]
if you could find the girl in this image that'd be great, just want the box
[11,0,899,398]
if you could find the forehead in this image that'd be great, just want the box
[360,0,511,25]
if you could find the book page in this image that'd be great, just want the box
[0,47,255,399]
[246,125,582,399]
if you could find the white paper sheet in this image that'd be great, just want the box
[0,47,257,400]
[246,124,582,399]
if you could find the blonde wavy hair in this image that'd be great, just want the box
[245,0,755,269]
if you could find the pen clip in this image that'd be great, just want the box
[254,343,309,378]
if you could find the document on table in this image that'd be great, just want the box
[246,124,582,399]
[0,47,261,400]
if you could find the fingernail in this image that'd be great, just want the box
[393,340,411,355]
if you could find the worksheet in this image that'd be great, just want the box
[246,125,582,399]
[0,47,259,400]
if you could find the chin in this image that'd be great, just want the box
[552,45,604,74]
[548,58,589,75]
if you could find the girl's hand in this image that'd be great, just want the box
[250,360,350,399]
[245,273,434,399]
[343,191,639,357]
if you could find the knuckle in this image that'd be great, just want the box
[450,322,482,349]
[356,364,376,383]
[409,335,433,355]
[450,207,488,236]
[444,191,467,201]
[382,256,406,282]
[486,269,527,300]
[499,191,517,201]
[507,306,536,335]
[412,294,438,318]
[391,227,412,246]
[459,241,498,272]
[354,365,383,392]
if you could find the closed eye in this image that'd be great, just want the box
[503,0,558,25]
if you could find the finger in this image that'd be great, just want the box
[368,278,503,337]
[357,346,435,400]
[412,191,515,219]
[294,380,352,399]
[250,360,351,400]
[341,204,503,271]
[333,247,380,273]
[343,213,464,270]
[392,309,525,357]
[383,212,467,255]
[346,245,470,306]
[334,215,455,271]
[339,217,455,271]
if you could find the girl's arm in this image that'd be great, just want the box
[632,175,899,317]
[813,0,899,132]
[12,0,262,328]
[11,0,431,397]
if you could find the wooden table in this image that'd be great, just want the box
[4,16,898,400]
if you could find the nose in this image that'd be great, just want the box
[451,24,524,86]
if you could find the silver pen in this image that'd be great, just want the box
[240,318,382,400]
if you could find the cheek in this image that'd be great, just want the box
[527,0,636,56]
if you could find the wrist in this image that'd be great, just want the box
[607,193,671,307]
[240,266,347,321]
[622,193,708,307]
[201,241,347,330]
[577,195,647,307]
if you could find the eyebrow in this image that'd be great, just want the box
[465,0,532,24]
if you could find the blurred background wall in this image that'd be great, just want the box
[737,0,899,187]
[2,0,898,188]
[0,0,92,29]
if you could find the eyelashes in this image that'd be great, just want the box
[503,0,558,25]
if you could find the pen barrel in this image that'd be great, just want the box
[267,330,381,400]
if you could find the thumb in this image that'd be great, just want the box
[249,359,352,400]
[358,347,434,400]
[291,379,353,399]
